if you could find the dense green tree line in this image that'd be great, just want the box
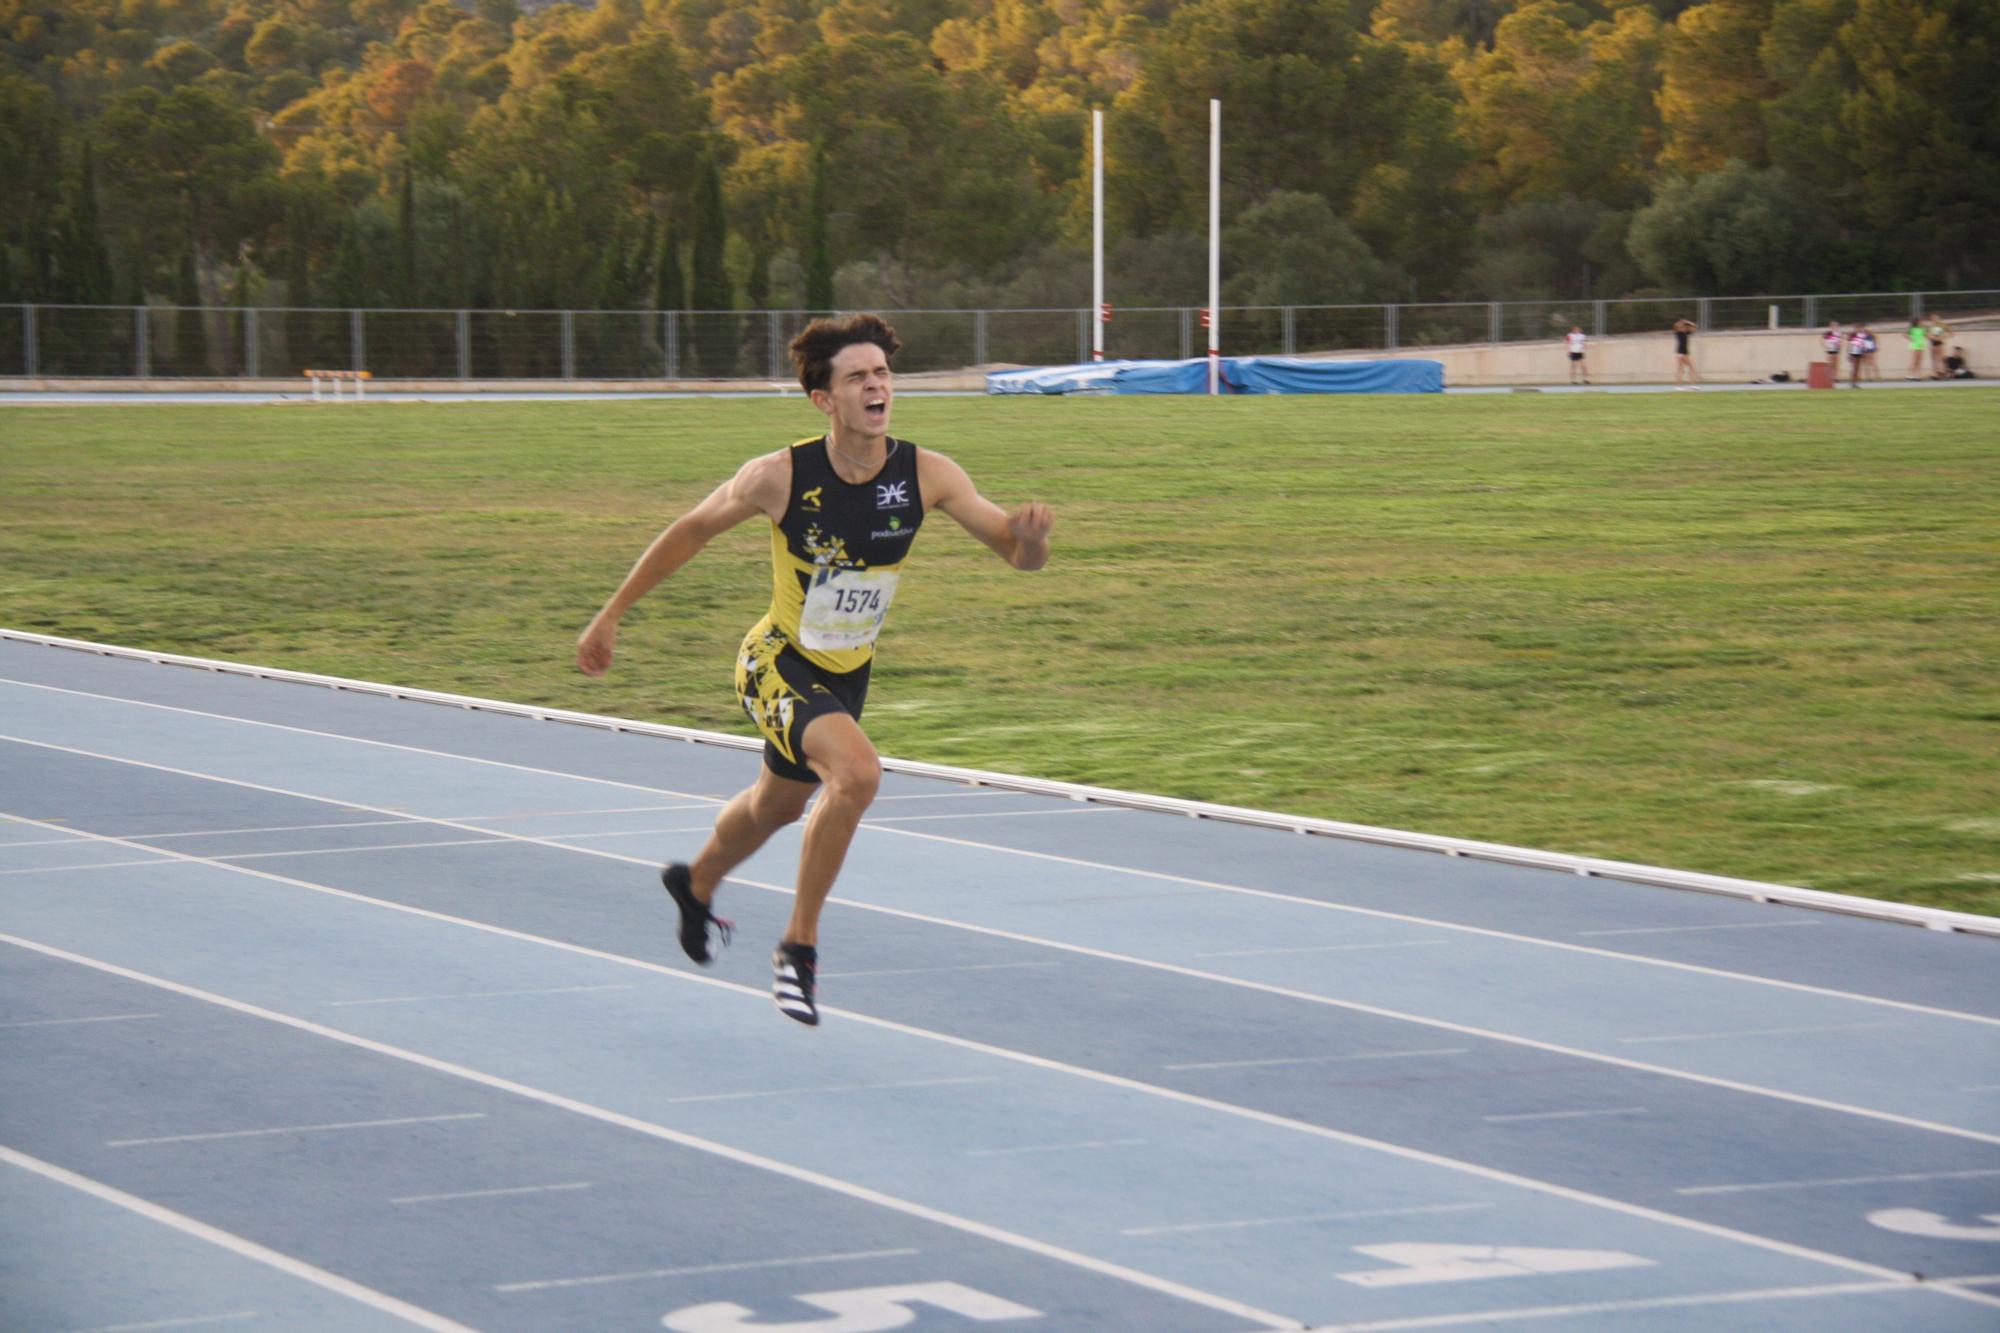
[3,0,1995,318]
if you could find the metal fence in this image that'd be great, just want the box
[5,290,1994,381]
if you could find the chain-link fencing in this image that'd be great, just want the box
[6,290,1995,380]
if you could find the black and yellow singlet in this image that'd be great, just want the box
[735,436,924,778]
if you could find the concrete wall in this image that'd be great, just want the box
[1413,326,1997,387]
[3,331,1991,395]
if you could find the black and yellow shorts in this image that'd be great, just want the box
[735,625,871,783]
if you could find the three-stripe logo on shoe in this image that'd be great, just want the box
[773,943,819,1026]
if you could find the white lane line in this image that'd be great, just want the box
[1193,941,1451,958]
[329,985,633,1007]
[0,1012,159,1028]
[1618,1021,1898,1045]
[966,1139,1146,1157]
[820,961,1062,980]
[1167,1048,1469,1072]
[1676,1167,2000,1196]
[0,858,172,876]
[869,790,1019,802]
[216,837,507,861]
[10,676,1995,1028]
[452,803,722,821]
[65,1312,259,1332]
[390,1182,592,1205]
[1309,1278,1929,1331]
[1483,1107,1649,1124]
[1,1142,472,1331]
[2,934,1940,1297]
[1124,1202,1490,1237]
[2,936,1302,1331]
[496,1247,922,1294]
[0,678,722,802]
[1577,921,1823,938]
[849,818,2000,1028]
[861,807,1127,824]
[532,826,741,842]
[664,1076,1000,1105]
[107,1113,484,1148]
[8,792,1999,1155]
[754,879,2000,1147]
[112,818,419,841]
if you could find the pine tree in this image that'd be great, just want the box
[803,143,834,316]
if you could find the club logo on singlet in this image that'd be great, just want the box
[876,481,910,508]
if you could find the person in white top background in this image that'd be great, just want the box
[1565,325,1589,384]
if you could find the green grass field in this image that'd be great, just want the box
[3,390,1996,915]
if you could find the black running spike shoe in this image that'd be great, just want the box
[660,863,731,966]
[772,941,819,1026]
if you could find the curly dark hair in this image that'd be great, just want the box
[789,313,901,394]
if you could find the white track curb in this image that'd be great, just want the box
[4,627,1994,939]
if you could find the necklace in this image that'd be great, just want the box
[828,435,892,474]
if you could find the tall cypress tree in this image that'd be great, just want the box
[397,167,416,306]
[631,214,658,309]
[803,143,834,317]
[329,214,368,310]
[173,228,207,375]
[62,139,114,306]
[284,198,312,308]
[690,155,730,310]
[654,217,686,312]
[688,154,735,375]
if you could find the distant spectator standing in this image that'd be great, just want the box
[1860,324,1880,380]
[1672,317,1699,389]
[1846,324,1872,387]
[1927,315,1952,378]
[1821,319,1844,371]
[1565,325,1589,384]
[1906,319,1928,378]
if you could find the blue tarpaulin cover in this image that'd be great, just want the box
[984,359,1213,395]
[1225,356,1443,395]
[985,356,1443,395]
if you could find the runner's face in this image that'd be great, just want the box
[819,343,893,444]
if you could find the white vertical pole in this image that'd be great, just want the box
[1208,97,1220,396]
[1092,109,1105,362]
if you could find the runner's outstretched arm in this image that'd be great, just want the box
[576,456,784,676]
[920,450,1053,571]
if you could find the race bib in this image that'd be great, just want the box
[800,566,900,650]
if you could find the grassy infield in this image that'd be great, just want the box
[2,389,1995,915]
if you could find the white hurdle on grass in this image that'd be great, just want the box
[306,369,373,402]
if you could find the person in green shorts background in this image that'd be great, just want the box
[1927,315,1952,379]
[1906,319,1928,380]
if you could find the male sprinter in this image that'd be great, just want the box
[576,314,1053,1025]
